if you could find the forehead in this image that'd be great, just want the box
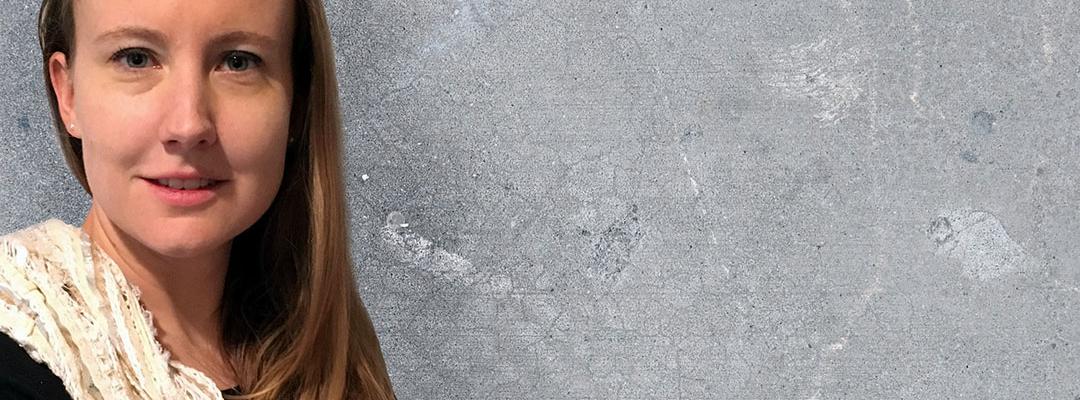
[73,0,295,45]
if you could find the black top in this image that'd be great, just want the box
[0,333,241,398]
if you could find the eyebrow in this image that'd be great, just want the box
[95,26,278,49]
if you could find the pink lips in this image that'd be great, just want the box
[143,177,224,207]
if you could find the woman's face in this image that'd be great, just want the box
[49,0,296,258]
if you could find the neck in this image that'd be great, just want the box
[80,204,230,354]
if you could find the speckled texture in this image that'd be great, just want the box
[2,0,1080,398]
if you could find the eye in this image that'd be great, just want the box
[110,48,157,69]
[219,51,262,72]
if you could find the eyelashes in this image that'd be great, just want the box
[108,47,264,73]
[110,47,158,70]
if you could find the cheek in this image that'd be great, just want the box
[73,85,156,192]
[73,67,158,131]
[216,93,292,197]
[72,68,157,141]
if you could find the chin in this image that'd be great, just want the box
[136,222,230,259]
[151,240,224,259]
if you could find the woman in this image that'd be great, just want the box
[0,0,396,398]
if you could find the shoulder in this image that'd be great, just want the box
[0,219,226,398]
[0,218,89,304]
[0,331,73,400]
[0,218,87,336]
[0,218,89,342]
[0,218,92,398]
[0,218,85,268]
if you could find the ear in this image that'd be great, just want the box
[48,52,79,139]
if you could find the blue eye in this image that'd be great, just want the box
[111,48,155,69]
[221,51,262,72]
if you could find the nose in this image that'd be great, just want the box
[161,67,217,151]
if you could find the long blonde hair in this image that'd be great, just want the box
[37,0,396,398]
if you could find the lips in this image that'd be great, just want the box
[143,169,227,179]
[143,177,224,207]
[152,178,221,190]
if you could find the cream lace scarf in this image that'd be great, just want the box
[0,219,226,399]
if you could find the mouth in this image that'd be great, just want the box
[143,177,226,190]
[142,177,227,208]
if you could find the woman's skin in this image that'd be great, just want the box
[47,0,296,390]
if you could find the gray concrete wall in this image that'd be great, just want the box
[2,0,1079,398]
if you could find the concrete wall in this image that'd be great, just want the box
[2,0,1078,398]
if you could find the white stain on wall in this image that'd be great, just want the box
[419,0,499,58]
[381,212,477,284]
[828,337,848,352]
[927,208,1044,281]
[763,38,865,124]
